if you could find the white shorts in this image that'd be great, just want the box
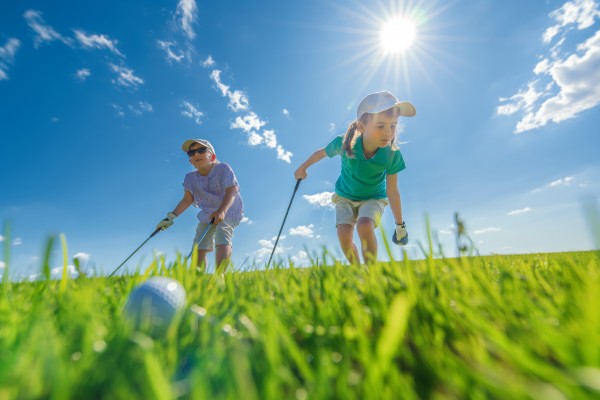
[331,193,388,228]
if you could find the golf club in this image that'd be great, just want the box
[267,179,302,268]
[108,227,161,278]
[187,218,215,258]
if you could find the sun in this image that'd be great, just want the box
[380,17,417,53]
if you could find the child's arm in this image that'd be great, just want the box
[156,190,194,230]
[210,185,238,224]
[386,174,404,224]
[294,148,327,180]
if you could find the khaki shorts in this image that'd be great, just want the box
[332,193,388,228]
[193,219,239,251]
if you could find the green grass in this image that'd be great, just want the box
[1,249,599,399]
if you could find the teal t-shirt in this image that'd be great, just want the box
[325,135,405,201]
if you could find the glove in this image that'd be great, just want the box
[392,221,408,245]
[156,212,177,231]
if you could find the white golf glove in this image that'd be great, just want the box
[156,212,177,231]
[393,221,408,245]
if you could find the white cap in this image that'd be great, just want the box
[357,91,416,119]
[181,139,215,156]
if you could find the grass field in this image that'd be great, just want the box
[1,245,599,399]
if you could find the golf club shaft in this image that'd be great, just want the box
[108,228,161,278]
[187,218,215,258]
[267,179,302,268]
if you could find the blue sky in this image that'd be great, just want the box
[1,0,599,278]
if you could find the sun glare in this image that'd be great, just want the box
[380,17,416,53]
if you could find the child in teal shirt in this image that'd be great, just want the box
[294,91,414,264]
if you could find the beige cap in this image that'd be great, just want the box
[357,91,416,119]
[181,139,215,155]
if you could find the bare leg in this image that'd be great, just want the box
[356,217,377,264]
[337,224,360,264]
[215,244,232,273]
[196,249,210,272]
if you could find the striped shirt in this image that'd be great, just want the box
[183,162,244,224]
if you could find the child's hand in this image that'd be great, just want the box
[156,212,177,231]
[392,221,409,245]
[210,209,226,225]
[294,168,307,180]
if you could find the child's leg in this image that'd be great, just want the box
[356,217,377,263]
[196,249,210,271]
[214,220,237,272]
[337,224,360,264]
[356,199,387,264]
[215,244,232,272]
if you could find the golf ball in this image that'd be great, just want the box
[124,276,186,337]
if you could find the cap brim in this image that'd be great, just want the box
[182,140,197,152]
[394,101,416,117]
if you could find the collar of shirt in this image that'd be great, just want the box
[354,135,389,163]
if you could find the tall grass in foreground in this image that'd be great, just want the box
[0,250,599,399]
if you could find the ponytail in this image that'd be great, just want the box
[342,113,370,157]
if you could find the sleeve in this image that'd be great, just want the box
[183,174,199,207]
[221,164,239,190]
[386,149,406,175]
[324,135,344,158]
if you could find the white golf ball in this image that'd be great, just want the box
[124,277,186,337]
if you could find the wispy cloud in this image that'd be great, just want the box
[157,40,186,63]
[507,207,533,216]
[206,61,293,163]
[289,224,315,238]
[282,108,290,117]
[75,68,91,81]
[23,10,73,48]
[303,192,335,208]
[201,55,215,67]
[74,30,123,57]
[531,176,575,192]
[180,101,204,124]
[497,0,600,133]
[112,104,125,117]
[473,227,501,235]
[129,101,153,116]
[0,38,20,80]
[176,0,198,40]
[241,216,253,224]
[109,63,144,89]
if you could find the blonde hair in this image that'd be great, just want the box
[342,108,400,158]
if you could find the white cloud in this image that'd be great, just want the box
[13,238,22,246]
[497,0,600,133]
[202,55,215,68]
[109,64,144,88]
[329,123,336,134]
[157,40,185,63]
[209,70,249,111]
[23,10,73,48]
[532,176,575,192]
[74,30,123,57]
[129,101,153,116]
[289,224,315,237]
[180,101,204,125]
[112,104,125,117]
[176,0,198,40]
[241,216,253,224]
[291,250,310,266]
[473,227,501,235]
[282,108,290,117]
[263,130,277,148]
[73,252,90,262]
[507,207,533,216]
[231,112,266,132]
[247,132,263,146]
[0,261,5,270]
[51,264,79,278]
[276,145,293,163]
[75,68,91,81]
[303,192,335,208]
[0,38,20,81]
[0,235,4,242]
[208,60,293,162]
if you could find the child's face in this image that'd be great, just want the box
[361,111,398,148]
[187,144,215,168]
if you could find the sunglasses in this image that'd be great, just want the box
[187,147,208,157]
